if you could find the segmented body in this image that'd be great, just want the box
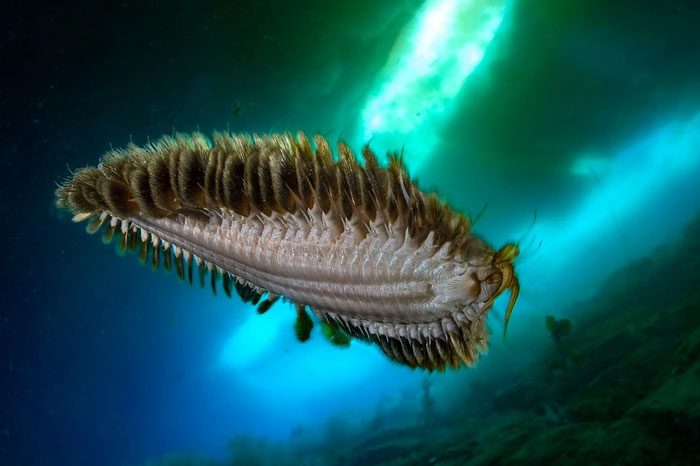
[56,132,519,371]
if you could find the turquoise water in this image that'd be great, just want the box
[2,1,700,465]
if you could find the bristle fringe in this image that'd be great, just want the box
[55,132,472,256]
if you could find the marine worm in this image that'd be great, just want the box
[55,132,519,371]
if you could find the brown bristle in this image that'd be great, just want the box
[316,156,336,214]
[244,149,263,212]
[412,341,426,367]
[257,295,279,314]
[65,181,95,213]
[139,239,150,264]
[250,290,262,305]
[102,225,116,244]
[222,273,233,297]
[163,247,171,271]
[256,154,274,216]
[294,151,314,210]
[222,152,249,215]
[270,153,293,214]
[167,147,183,209]
[56,132,485,320]
[198,261,207,288]
[118,231,129,253]
[128,230,138,250]
[203,148,220,209]
[149,156,178,212]
[100,179,134,217]
[210,267,218,295]
[129,167,164,217]
[434,339,449,371]
[336,167,353,220]
[80,184,107,212]
[151,243,160,269]
[177,149,206,207]
[213,148,227,207]
[294,305,313,342]
[174,253,184,281]
[85,216,104,234]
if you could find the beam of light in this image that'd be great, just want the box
[217,301,392,381]
[511,111,700,325]
[359,0,507,173]
[215,302,403,439]
[219,311,283,369]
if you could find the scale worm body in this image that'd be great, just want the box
[56,132,519,371]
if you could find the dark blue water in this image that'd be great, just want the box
[2,1,700,465]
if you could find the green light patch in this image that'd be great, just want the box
[359,0,506,172]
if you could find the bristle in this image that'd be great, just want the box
[64,168,103,212]
[222,273,233,297]
[213,149,227,207]
[151,238,160,269]
[250,290,262,305]
[210,266,218,295]
[336,160,354,220]
[177,148,206,207]
[186,258,193,285]
[388,338,406,365]
[233,279,264,305]
[139,238,150,264]
[294,305,313,342]
[198,260,207,288]
[57,131,477,259]
[448,331,472,366]
[234,280,247,301]
[294,150,314,209]
[204,148,220,208]
[338,142,367,219]
[399,337,417,367]
[129,167,164,217]
[434,339,449,371]
[222,153,249,215]
[163,244,172,271]
[273,154,297,213]
[102,179,134,217]
[320,321,351,347]
[85,216,104,234]
[149,156,178,212]
[412,340,426,367]
[256,155,274,216]
[244,149,263,212]
[127,230,138,250]
[118,230,129,253]
[424,340,438,370]
[102,225,116,244]
[167,147,183,209]
[256,295,279,314]
[174,252,184,281]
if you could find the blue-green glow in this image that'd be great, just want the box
[219,312,282,369]
[360,0,506,171]
[517,112,700,317]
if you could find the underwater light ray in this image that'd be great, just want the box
[219,309,284,369]
[359,0,507,172]
[510,111,700,317]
